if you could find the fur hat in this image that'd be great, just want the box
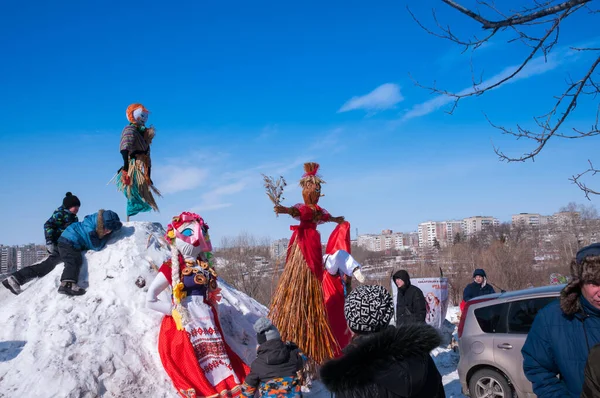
[344,285,394,334]
[62,192,81,209]
[560,243,600,315]
[254,317,281,345]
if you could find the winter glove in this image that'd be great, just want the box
[46,244,56,254]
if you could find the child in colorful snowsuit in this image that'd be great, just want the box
[2,192,80,295]
[241,317,304,397]
[56,209,122,296]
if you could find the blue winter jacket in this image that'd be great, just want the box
[521,297,600,397]
[462,281,495,301]
[59,210,121,251]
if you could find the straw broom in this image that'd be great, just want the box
[262,174,286,216]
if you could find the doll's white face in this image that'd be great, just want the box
[133,107,149,125]
[174,221,209,260]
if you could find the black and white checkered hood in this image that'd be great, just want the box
[344,285,394,333]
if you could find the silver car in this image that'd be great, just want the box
[457,284,564,398]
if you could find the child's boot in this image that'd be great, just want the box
[58,281,86,296]
[2,275,21,295]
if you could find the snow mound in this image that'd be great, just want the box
[0,222,268,397]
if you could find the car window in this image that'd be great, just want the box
[474,303,509,333]
[507,297,557,334]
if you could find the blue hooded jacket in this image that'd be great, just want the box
[59,210,122,251]
[522,296,600,397]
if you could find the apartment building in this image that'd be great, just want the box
[0,245,17,274]
[16,244,46,270]
[270,238,289,258]
[462,216,500,236]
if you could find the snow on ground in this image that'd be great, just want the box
[0,222,268,397]
[432,306,464,398]
[0,221,464,397]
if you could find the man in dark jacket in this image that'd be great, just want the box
[521,243,600,397]
[582,343,600,398]
[2,192,80,295]
[392,270,427,325]
[320,284,445,398]
[241,317,304,397]
[463,268,495,302]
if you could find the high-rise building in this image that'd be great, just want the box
[445,220,463,243]
[17,244,45,270]
[0,246,17,274]
[418,221,448,247]
[462,216,500,236]
[512,213,542,227]
[270,238,289,258]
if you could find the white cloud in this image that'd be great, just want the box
[338,83,404,113]
[402,46,579,121]
[191,180,249,213]
[155,165,209,194]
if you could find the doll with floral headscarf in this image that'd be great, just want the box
[113,103,161,220]
[269,162,349,366]
[146,212,249,398]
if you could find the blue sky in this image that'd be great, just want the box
[1,0,598,246]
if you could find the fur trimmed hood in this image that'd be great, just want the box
[320,324,441,396]
[561,254,600,316]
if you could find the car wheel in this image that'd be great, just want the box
[468,368,512,398]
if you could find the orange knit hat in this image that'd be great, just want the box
[126,103,150,123]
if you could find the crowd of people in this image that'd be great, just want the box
[2,103,600,397]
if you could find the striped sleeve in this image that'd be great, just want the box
[120,126,136,152]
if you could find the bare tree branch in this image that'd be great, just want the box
[411,11,568,115]
[493,56,600,161]
[410,0,599,196]
[406,6,498,50]
[443,0,591,29]
[571,160,600,199]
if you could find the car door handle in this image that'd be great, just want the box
[497,343,513,349]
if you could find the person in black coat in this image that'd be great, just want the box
[320,284,445,398]
[463,268,495,302]
[241,317,304,397]
[392,270,427,325]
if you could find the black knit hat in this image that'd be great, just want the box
[344,285,394,334]
[63,192,81,209]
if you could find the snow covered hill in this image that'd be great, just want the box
[0,222,268,398]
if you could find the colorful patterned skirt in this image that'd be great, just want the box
[114,158,160,217]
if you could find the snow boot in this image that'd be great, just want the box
[58,281,86,296]
[2,275,21,295]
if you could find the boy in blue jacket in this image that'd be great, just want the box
[3,192,80,295]
[56,209,122,296]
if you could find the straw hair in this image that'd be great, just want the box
[299,162,325,189]
[269,242,338,365]
[126,103,149,123]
